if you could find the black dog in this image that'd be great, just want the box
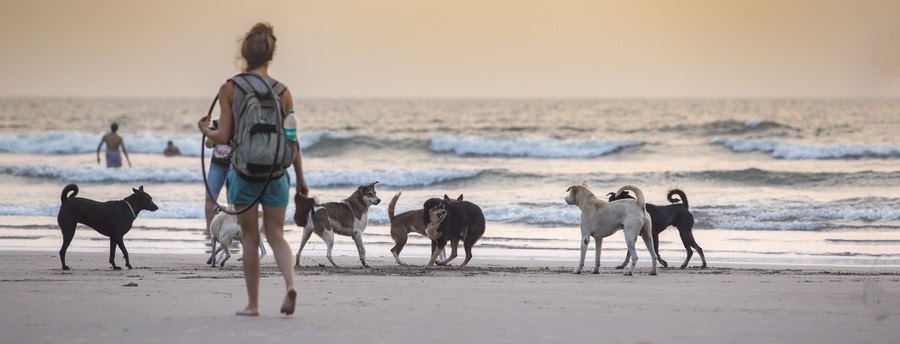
[57,184,159,270]
[607,189,706,269]
[422,195,486,268]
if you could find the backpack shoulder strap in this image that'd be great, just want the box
[230,76,256,97]
[270,81,286,97]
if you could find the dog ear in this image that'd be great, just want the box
[457,194,463,201]
[370,181,379,187]
[581,180,588,188]
[443,194,451,202]
[566,186,573,193]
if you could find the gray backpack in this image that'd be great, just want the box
[230,73,294,181]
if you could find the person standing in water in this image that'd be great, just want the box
[96,122,132,168]
[198,22,309,316]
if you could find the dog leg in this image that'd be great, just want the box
[323,230,338,267]
[616,252,630,270]
[258,240,267,260]
[426,245,444,268]
[591,237,603,274]
[212,244,227,267]
[294,226,314,268]
[58,223,75,270]
[220,247,231,268]
[678,223,706,269]
[351,232,371,268]
[641,224,658,276]
[114,237,132,269]
[109,238,121,270]
[573,235,589,274]
[390,229,408,266]
[653,231,668,268]
[438,239,459,266]
[208,237,217,266]
[459,240,475,268]
[624,230,638,276]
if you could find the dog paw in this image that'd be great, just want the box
[614,265,625,270]
[649,270,658,276]
[62,266,70,271]
[623,271,633,276]
[126,264,133,269]
[700,264,708,269]
[591,269,600,274]
[113,266,122,271]
[572,269,583,274]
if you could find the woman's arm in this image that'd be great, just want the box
[198,82,234,145]
[283,89,309,196]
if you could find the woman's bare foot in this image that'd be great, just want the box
[280,289,297,315]
[236,306,259,316]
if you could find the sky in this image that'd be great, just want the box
[1,0,899,98]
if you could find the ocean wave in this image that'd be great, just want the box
[671,168,900,187]
[711,138,900,159]
[693,197,900,231]
[657,119,798,136]
[429,135,643,158]
[0,130,349,156]
[0,164,485,187]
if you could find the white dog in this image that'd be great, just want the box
[564,182,657,276]
[207,208,266,268]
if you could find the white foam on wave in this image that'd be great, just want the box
[711,138,900,159]
[0,130,346,156]
[307,168,483,188]
[430,135,643,158]
[481,206,580,226]
[0,164,484,187]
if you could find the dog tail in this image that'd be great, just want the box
[667,189,689,209]
[616,185,645,211]
[60,184,78,204]
[388,192,401,223]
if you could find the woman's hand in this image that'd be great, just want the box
[297,178,310,197]
[197,116,211,134]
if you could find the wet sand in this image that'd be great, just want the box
[2,250,899,344]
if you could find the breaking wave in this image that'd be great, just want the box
[711,138,900,160]
[429,135,643,158]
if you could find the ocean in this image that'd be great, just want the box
[1,97,899,267]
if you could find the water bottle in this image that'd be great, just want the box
[284,110,297,142]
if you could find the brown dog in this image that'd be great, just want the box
[387,192,461,265]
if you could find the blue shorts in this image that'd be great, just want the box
[205,163,230,200]
[105,150,122,168]
[226,170,289,208]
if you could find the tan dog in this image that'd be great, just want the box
[564,182,657,276]
[387,192,460,265]
[207,207,266,268]
[294,182,381,268]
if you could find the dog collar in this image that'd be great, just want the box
[124,200,136,219]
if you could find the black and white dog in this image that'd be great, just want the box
[607,189,706,269]
[57,184,158,270]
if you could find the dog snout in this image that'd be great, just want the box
[564,196,573,205]
[148,202,159,212]
[374,197,381,205]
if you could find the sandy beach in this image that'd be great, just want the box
[2,250,899,344]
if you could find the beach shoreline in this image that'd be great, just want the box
[3,250,899,344]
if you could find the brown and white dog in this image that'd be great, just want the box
[294,182,381,268]
[387,192,460,265]
[564,182,657,276]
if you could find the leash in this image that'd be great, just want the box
[123,199,136,219]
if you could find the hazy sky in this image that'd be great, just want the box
[1,0,899,98]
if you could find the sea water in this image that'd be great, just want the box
[1,98,898,266]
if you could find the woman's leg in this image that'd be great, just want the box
[235,205,261,316]
[261,206,297,315]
